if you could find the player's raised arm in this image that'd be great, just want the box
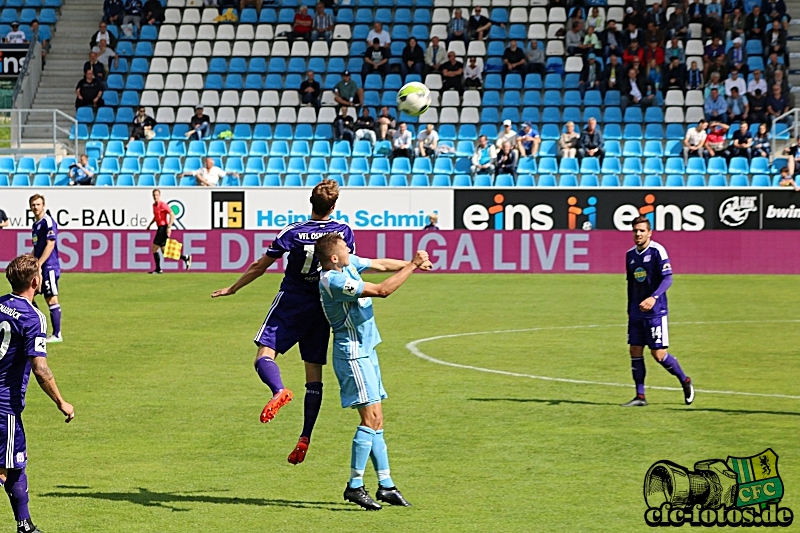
[211,254,278,298]
[365,257,433,273]
[360,251,429,298]
[30,356,74,423]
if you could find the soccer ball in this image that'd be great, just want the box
[396,82,431,117]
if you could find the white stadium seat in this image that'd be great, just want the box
[333,24,351,40]
[467,41,486,56]
[169,58,188,73]
[212,41,232,57]
[216,107,236,124]
[565,56,583,72]
[241,91,260,107]
[448,41,466,56]
[441,91,460,106]
[665,90,684,106]
[685,90,704,106]
[280,91,300,107]
[173,41,192,57]
[236,25,255,40]
[164,8,181,24]
[664,107,685,123]
[160,91,180,107]
[150,57,168,73]
[201,90,220,107]
[193,41,212,57]
[145,74,164,90]
[179,90,199,107]
[329,41,349,56]
[318,107,337,123]
[528,24,545,40]
[418,108,439,123]
[271,41,290,57]
[154,42,172,57]
[197,24,216,40]
[310,41,329,57]
[159,25,177,40]
[277,107,297,123]
[424,73,443,90]
[220,90,240,106]
[182,8,200,24]
[140,90,160,107]
[439,107,459,123]
[156,107,175,123]
[251,41,271,56]
[236,107,257,124]
[460,107,479,123]
[184,74,204,90]
[188,57,207,73]
[175,106,195,124]
[257,107,277,123]
[164,74,185,90]
[177,24,195,40]
[260,91,280,107]
[685,107,704,123]
[509,7,528,22]
[216,25,235,40]
[255,25,274,40]
[291,41,310,57]
[201,8,218,23]
[232,41,251,56]
[297,108,317,123]
[432,8,450,23]
[462,90,481,106]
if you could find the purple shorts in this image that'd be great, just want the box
[253,291,330,365]
[42,269,59,300]
[628,315,670,350]
[0,414,27,469]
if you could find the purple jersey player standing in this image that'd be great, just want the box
[212,180,354,465]
[0,254,74,533]
[622,215,694,407]
[28,195,62,343]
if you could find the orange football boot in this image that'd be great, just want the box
[260,388,293,423]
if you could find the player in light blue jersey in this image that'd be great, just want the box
[623,215,694,407]
[28,195,62,343]
[315,233,431,510]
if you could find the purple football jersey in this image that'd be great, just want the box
[266,219,355,296]
[0,294,48,416]
[626,241,672,319]
[32,214,60,274]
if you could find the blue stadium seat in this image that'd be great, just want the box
[458,125,477,140]
[263,174,282,186]
[622,141,642,157]
[622,158,643,174]
[543,90,561,107]
[351,157,369,174]
[266,158,287,174]
[144,141,165,158]
[105,141,125,158]
[253,125,272,140]
[686,158,707,174]
[368,174,388,187]
[725,174,746,187]
[558,174,577,187]
[666,123,685,140]
[347,174,366,187]
[580,174,599,187]
[601,174,620,187]
[32,174,51,186]
[162,157,182,174]
[603,124,622,140]
[121,158,140,174]
[644,174,663,187]
[558,158,579,175]
[126,140,146,158]
[707,157,727,174]
[584,90,602,106]
[167,141,186,157]
[752,174,771,187]
[431,174,451,187]
[537,174,556,186]
[623,174,643,187]
[135,174,155,187]
[1,158,19,174]
[665,174,685,186]
[524,74,543,89]
[75,107,94,123]
[117,41,133,57]
[644,157,664,174]
[473,174,492,187]
[389,174,408,186]
[538,157,558,174]
[100,158,120,174]
[729,157,749,175]
[665,158,685,174]
[371,158,391,174]
[564,74,580,90]
[604,141,621,158]
[601,158,621,174]
[412,158,433,174]
[410,174,429,187]
[562,107,580,124]
[643,140,663,157]
[604,90,621,106]
[290,140,310,157]
[644,107,664,123]
[623,124,643,140]
[687,174,706,187]
[580,157,600,175]
[134,42,153,57]
[141,157,161,174]
[603,107,622,123]
[708,174,728,187]
[664,140,682,157]
[644,124,663,140]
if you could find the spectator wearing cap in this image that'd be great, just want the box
[401,37,425,78]
[496,120,517,149]
[726,37,748,78]
[464,56,482,88]
[516,123,540,158]
[186,105,210,140]
[300,70,321,110]
[666,5,688,40]
[333,70,364,107]
[525,41,544,75]
[704,88,728,122]
[441,52,464,94]
[495,141,518,178]
[5,22,26,43]
[362,38,390,78]
[424,36,447,75]
[623,6,644,31]
[579,53,603,97]
[311,2,333,44]
[725,69,746,98]
[467,6,492,41]
[502,40,526,78]
[447,8,468,45]
[75,70,104,109]
[578,118,604,161]
[123,0,143,33]
[90,21,117,50]
[91,39,119,72]
[288,6,313,45]
[601,20,623,59]
[103,0,125,26]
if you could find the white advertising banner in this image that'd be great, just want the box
[0,188,454,230]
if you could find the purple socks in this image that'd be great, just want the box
[631,357,646,397]
[48,304,61,337]
[301,382,323,441]
[254,357,284,395]
[660,353,688,383]
[4,469,30,522]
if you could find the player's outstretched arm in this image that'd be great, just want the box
[365,257,432,273]
[360,250,428,298]
[30,356,74,423]
[211,254,278,297]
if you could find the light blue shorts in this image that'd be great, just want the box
[332,350,387,409]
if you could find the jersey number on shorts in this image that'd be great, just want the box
[650,325,662,343]
[0,321,10,358]
[301,244,318,275]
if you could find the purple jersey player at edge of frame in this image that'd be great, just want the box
[211,179,354,466]
[622,215,694,409]
[28,195,63,344]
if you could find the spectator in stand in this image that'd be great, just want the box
[447,8,468,45]
[566,8,585,34]
[92,39,119,72]
[566,22,584,56]
[354,108,376,145]
[749,88,768,124]
[391,122,412,160]
[764,0,790,29]
[333,71,364,108]
[471,135,497,177]
[524,40,544,75]
[746,5,768,41]
[778,166,800,190]
[587,6,604,29]
[288,6,313,45]
[29,20,49,61]
[703,37,725,78]
[704,88,728,122]
[375,106,396,141]
[578,117,604,161]
[712,55,729,81]
[123,0,143,33]
[184,157,235,187]
[705,121,730,158]
[623,20,643,48]
[186,105,210,140]
[143,0,165,24]
[705,71,725,98]
[423,214,439,231]
[401,37,424,79]
[772,69,791,102]
[751,122,771,158]
[646,58,662,92]
[748,69,767,97]
[416,123,438,158]
[726,121,753,160]
[764,19,787,61]
[622,40,644,67]
[495,141,518,178]
[240,0,263,16]
[601,54,623,94]
[300,70,320,110]
[602,20,623,59]
[559,121,580,158]
[767,84,791,125]
[0,208,7,228]
[362,38,390,79]
[687,0,705,25]
[620,67,655,114]
[332,106,355,143]
[725,69,747,98]
[103,0,125,26]
[665,56,686,92]
[75,70,104,109]
[644,22,664,48]
[726,86,749,123]
[311,2,333,44]
[68,154,96,186]
[726,7,746,43]
[783,136,800,175]
[765,53,787,87]
[366,22,390,51]
[425,36,447,76]
[502,40,526,78]
[704,0,723,38]
[687,60,704,90]
[84,52,106,89]
[582,25,602,56]
[644,38,664,66]
[495,119,516,149]
[90,21,116,50]
[441,52,464,94]
[666,5,688,40]
[464,55,482,88]
[683,119,709,164]
[579,53,603,97]
[129,105,156,144]
[467,6,492,41]
[5,22,26,44]
[646,1,666,28]
[726,38,748,78]
[516,122,540,158]
[666,38,685,64]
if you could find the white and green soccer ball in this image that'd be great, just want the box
[396,82,431,117]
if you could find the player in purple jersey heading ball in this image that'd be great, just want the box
[212,180,355,465]
[28,195,62,343]
[1,254,74,533]
[623,215,694,407]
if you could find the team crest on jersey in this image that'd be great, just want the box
[644,254,652,262]
[343,279,358,296]
[634,267,647,282]
[35,337,46,353]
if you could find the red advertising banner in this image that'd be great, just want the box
[1,230,799,274]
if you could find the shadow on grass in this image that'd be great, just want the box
[469,397,620,406]
[41,487,360,512]
[667,407,800,417]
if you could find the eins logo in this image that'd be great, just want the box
[567,196,597,230]
[462,194,554,230]
[613,194,705,231]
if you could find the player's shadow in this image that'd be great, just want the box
[667,407,800,417]
[469,397,620,406]
[41,487,359,513]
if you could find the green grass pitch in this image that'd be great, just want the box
[17,273,800,532]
